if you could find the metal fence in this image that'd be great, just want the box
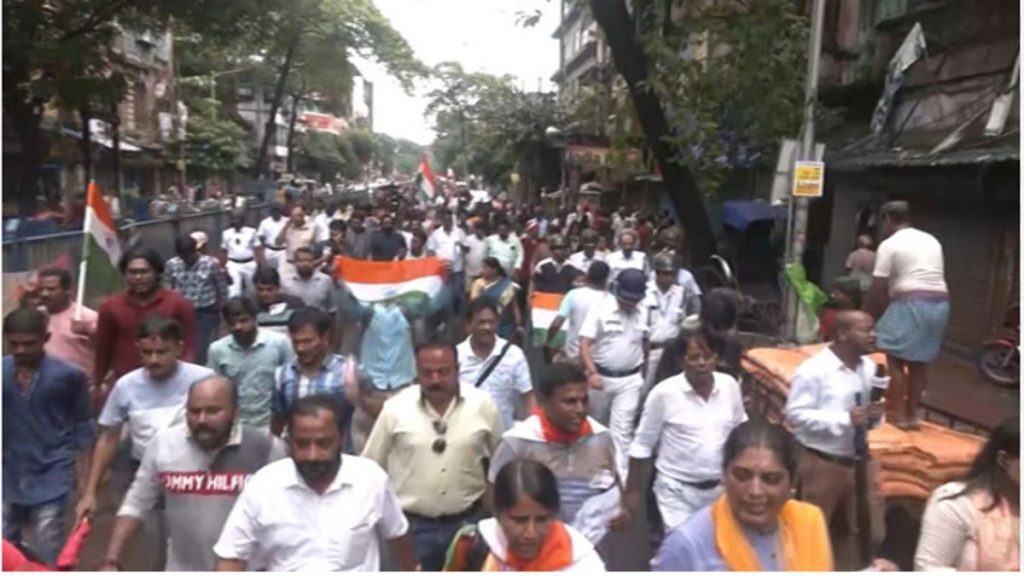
[2,204,268,274]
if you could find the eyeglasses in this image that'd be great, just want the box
[432,419,447,454]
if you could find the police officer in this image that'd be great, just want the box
[644,254,690,394]
[578,268,649,479]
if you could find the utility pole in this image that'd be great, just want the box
[784,0,826,341]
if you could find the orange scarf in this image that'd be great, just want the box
[712,495,833,572]
[534,409,593,445]
[496,521,575,572]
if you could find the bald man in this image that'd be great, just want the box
[784,311,886,569]
[98,376,286,571]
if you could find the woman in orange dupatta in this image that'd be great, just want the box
[443,460,605,572]
[652,420,834,571]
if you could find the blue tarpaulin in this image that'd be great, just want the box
[721,200,787,231]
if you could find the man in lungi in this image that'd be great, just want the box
[867,201,949,430]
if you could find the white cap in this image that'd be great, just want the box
[190,231,209,250]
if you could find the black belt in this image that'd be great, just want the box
[649,341,669,351]
[678,478,722,490]
[229,257,255,264]
[804,445,857,467]
[265,246,286,251]
[405,500,481,524]
[596,365,642,378]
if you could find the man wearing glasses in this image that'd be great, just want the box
[361,339,504,571]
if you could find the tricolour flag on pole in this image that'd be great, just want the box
[530,292,566,347]
[416,154,437,202]
[334,256,445,307]
[79,182,122,305]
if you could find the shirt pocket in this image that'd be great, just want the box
[328,509,378,569]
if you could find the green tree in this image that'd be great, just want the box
[374,133,397,175]
[425,62,558,188]
[2,0,276,214]
[166,98,249,179]
[248,0,426,178]
[294,131,348,182]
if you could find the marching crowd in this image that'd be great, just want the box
[3,186,1019,572]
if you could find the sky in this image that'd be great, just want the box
[353,0,561,146]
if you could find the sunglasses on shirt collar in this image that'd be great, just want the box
[432,419,448,454]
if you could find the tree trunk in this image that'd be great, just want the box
[589,0,716,266]
[285,89,303,174]
[11,106,45,218]
[252,30,301,179]
[79,107,94,190]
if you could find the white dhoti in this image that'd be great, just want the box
[588,371,643,480]
[226,259,258,299]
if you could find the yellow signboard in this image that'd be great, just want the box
[791,161,825,198]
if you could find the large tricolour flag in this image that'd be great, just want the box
[531,292,566,347]
[80,181,122,300]
[416,154,436,202]
[334,256,445,306]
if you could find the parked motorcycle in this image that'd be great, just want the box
[977,304,1019,387]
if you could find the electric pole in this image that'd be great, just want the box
[784,0,826,341]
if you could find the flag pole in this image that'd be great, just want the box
[75,182,97,321]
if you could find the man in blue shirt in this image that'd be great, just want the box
[2,307,94,564]
[270,307,358,451]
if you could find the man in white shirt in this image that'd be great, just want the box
[426,210,469,315]
[784,310,886,568]
[256,204,289,271]
[606,230,649,281]
[568,229,606,279]
[484,219,524,277]
[625,331,747,531]
[464,221,488,286]
[866,201,949,430]
[643,254,691,394]
[457,299,535,431]
[546,261,610,362]
[579,268,649,478]
[220,210,262,299]
[213,394,418,571]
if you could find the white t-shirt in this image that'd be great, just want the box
[873,227,948,296]
[557,286,609,360]
[222,226,259,261]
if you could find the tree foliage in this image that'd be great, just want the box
[166,98,250,176]
[426,62,558,186]
[641,0,809,195]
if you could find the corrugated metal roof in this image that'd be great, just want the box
[829,144,1019,170]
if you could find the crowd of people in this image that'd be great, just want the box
[2,185,1019,572]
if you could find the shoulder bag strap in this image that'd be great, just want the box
[474,340,514,388]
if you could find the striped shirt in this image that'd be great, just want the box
[271,354,357,451]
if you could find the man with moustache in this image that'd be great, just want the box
[94,248,197,396]
[37,267,97,377]
[362,340,504,570]
[370,214,408,261]
[76,317,215,524]
[214,394,418,571]
[96,377,286,571]
[208,297,293,430]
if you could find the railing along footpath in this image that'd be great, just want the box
[2,203,269,286]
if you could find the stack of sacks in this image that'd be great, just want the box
[868,421,982,500]
[742,345,984,500]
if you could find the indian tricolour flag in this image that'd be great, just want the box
[78,181,122,304]
[334,256,445,307]
[531,292,566,347]
[416,154,436,202]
